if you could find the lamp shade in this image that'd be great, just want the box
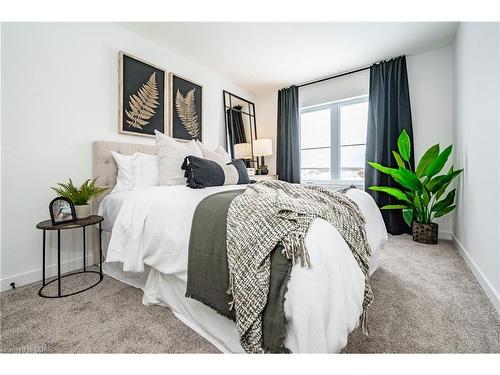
[234,142,252,159]
[253,138,273,157]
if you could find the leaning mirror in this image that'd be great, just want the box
[223,91,257,168]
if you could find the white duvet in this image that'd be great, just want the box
[105,184,387,353]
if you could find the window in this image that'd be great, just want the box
[300,96,368,183]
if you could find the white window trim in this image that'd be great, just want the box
[300,95,368,186]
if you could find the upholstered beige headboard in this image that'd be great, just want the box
[92,140,157,213]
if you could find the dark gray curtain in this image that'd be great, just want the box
[277,86,300,183]
[226,105,247,158]
[365,56,415,235]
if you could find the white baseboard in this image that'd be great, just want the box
[453,234,500,315]
[438,231,453,240]
[1,254,94,292]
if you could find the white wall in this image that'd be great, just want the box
[255,88,279,175]
[0,25,3,286]
[407,46,455,237]
[453,22,500,313]
[256,46,455,237]
[0,23,253,291]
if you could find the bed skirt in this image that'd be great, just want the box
[100,230,382,353]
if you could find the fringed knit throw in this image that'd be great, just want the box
[226,180,373,353]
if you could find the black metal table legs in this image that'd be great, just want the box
[42,229,46,288]
[57,229,61,297]
[38,224,103,298]
[83,226,86,272]
[99,222,103,278]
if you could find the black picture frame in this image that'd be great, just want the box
[119,51,166,138]
[49,197,77,226]
[170,73,203,142]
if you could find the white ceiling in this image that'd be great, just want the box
[120,22,458,94]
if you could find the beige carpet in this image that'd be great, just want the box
[1,235,499,353]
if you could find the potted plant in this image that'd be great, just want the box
[368,130,463,244]
[51,178,109,219]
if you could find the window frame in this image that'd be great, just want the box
[299,94,368,186]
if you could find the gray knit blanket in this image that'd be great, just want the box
[226,180,373,353]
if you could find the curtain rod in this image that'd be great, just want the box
[297,65,371,88]
[296,55,406,89]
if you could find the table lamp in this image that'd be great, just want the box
[234,142,252,160]
[253,138,273,175]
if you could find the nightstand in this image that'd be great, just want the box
[251,175,278,182]
[36,215,104,298]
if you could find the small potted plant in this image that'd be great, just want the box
[51,178,109,219]
[368,130,463,244]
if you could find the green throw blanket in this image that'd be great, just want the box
[186,189,293,353]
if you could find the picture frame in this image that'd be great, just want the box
[169,73,203,142]
[49,197,77,226]
[118,51,167,138]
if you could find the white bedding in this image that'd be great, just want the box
[98,191,130,232]
[104,184,387,353]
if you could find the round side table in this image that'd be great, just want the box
[36,215,104,298]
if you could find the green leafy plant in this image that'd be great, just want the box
[51,178,109,206]
[368,130,463,226]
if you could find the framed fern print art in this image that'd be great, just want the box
[170,74,203,141]
[119,52,166,138]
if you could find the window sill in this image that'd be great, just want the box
[301,180,364,190]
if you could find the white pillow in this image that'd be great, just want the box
[196,141,231,165]
[133,153,159,187]
[155,130,202,185]
[111,151,135,193]
[214,146,231,164]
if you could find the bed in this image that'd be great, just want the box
[92,140,388,353]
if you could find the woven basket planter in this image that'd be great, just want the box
[412,222,438,244]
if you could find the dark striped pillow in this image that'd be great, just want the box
[182,155,251,189]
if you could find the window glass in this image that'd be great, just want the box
[299,97,368,183]
[300,108,331,181]
[340,101,368,146]
[340,145,366,180]
[300,109,330,149]
[340,101,368,180]
[300,148,331,181]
